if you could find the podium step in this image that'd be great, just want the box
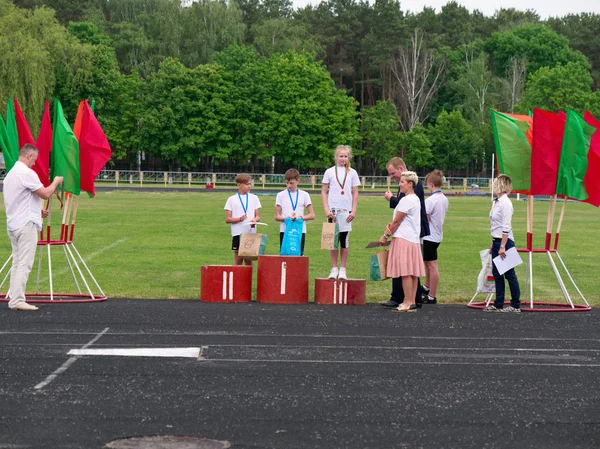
[314,278,366,305]
[200,265,252,303]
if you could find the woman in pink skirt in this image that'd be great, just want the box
[379,171,425,312]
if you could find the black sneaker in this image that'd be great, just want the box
[381,299,400,308]
[423,296,437,304]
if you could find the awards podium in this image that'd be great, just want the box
[200,265,252,303]
[314,278,366,305]
[257,255,309,304]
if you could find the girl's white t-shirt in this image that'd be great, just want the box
[224,193,262,236]
[393,194,421,243]
[424,191,449,243]
[322,166,361,211]
[276,189,312,233]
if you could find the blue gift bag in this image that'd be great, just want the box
[280,218,304,256]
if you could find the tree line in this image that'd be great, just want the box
[1,0,599,175]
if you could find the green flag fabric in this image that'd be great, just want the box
[1,99,21,172]
[490,109,532,192]
[51,99,80,195]
[555,110,597,200]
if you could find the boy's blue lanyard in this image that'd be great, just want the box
[431,190,442,195]
[238,193,248,214]
[288,189,299,212]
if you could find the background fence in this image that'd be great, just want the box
[0,168,492,192]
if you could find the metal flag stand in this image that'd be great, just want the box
[468,155,590,312]
[0,193,106,303]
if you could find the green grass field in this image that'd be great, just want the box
[0,190,598,304]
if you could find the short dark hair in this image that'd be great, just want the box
[235,173,252,184]
[426,169,443,188]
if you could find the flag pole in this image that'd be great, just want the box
[554,196,567,250]
[545,195,557,250]
[60,193,71,242]
[69,195,79,242]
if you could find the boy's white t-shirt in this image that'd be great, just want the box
[393,194,421,243]
[276,189,312,233]
[424,191,449,243]
[224,193,262,236]
[322,166,361,211]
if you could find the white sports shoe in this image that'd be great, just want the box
[338,268,347,280]
[328,267,339,279]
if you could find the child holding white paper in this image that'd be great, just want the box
[224,173,261,265]
[321,145,361,279]
[275,169,315,256]
[484,174,521,313]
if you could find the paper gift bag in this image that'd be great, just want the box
[321,222,339,250]
[370,251,389,281]
[238,233,268,260]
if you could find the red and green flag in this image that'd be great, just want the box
[1,99,20,172]
[490,109,532,193]
[582,111,600,207]
[51,99,80,196]
[530,109,565,195]
[79,100,112,197]
[555,109,597,201]
[34,101,52,187]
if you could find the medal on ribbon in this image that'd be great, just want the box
[288,189,299,218]
[335,167,347,195]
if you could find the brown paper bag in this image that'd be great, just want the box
[369,251,389,281]
[321,222,339,250]
[238,233,268,260]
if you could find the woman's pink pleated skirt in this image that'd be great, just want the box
[386,237,425,278]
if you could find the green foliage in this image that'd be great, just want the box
[427,110,482,170]
[251,18,322,57]
[485,24,589,77]
[401,123,433,168]
[361,100,402,174]
[518,62,599,114]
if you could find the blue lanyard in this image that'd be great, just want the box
[431,190,442,195]
[288,189,299,211]
[238,193,248,214]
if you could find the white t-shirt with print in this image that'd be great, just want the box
[424,191,449,243]
[393,194,421,243]
[276,189,312,233]
[224,193,262,236]
[322,166,361,211]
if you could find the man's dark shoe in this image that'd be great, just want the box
[423,296,437,304]
[381,299,400,307]
[415,301,423,308]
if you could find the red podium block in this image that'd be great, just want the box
[314,278,366,305]
[201,265,252,303]
[257,255,309,304]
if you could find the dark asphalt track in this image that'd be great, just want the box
[1,299,599,449]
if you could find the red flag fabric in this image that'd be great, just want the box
[530,109,565,195]
[79,100,112,197]
[13,98,34,147]
[73,101,84,140]
[34,101,52,187]
[583,111,600,207]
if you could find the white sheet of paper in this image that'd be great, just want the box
[492,247,523,275]
[336,211,352,232]
[254,222,268,226]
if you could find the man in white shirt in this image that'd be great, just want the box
[3,144,63,311]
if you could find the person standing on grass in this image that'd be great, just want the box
[380,157,429,308]
[275,169,315,256]
[484,174,521,313]
[321,145,360,280]
[4,144,63,311]
[421,169,449,304]
[224,173,261,266]
[379,171,425,312]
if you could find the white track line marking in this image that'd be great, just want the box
[68,347,200,358]
[34,327,109,391]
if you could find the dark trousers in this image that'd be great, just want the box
[390,277,423,304]
[491,238,520,309]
